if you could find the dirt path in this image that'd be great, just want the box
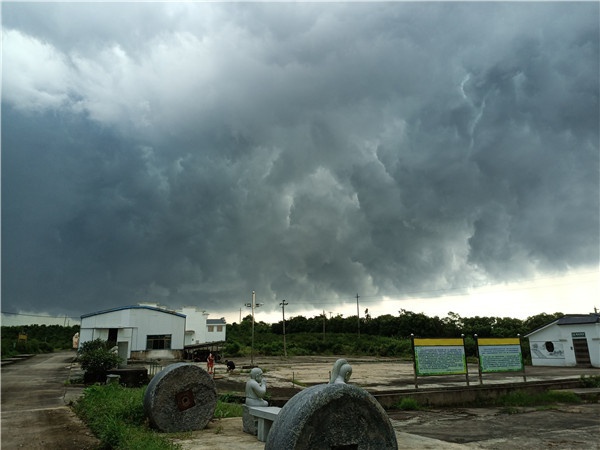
[1,352,99,449]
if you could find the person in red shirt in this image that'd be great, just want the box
[206,352,215,374]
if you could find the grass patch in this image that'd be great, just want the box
[74,383,243,449]
[74,383,179,450]
[495,390,582,408]
[214,401,243,419]
[397,397,421,411]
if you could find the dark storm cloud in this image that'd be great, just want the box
[2,2,598,318]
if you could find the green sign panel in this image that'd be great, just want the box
[414,345,466,376]
[478,345,523,373]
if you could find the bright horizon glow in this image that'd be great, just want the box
[243,268,600,325]
[2,269,598,327]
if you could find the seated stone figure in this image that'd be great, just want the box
[266,358,397,449]
[245,367,268,406]
[329,358,352,384]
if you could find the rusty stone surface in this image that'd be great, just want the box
[143,362,217,432]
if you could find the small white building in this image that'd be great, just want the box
[525,313,600,368]
[79,305,186,361]
[178,307,226,345]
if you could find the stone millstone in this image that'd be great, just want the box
[265,383,398,450]
[143,362,217,432]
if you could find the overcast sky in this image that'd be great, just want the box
[2,2,599,325]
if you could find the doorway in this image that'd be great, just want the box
[108,328,118,347]
[572,338,591,366]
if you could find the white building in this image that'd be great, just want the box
[525,313,600,368]
[79,305,186,361]
[179,307,227,345]
[79,303,227,361]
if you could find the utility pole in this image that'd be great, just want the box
[280,300,288,357]
[322,310,326,341]
[245,290,263,366]
[356,293,360,337]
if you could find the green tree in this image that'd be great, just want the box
[78,339,121,383]
[523,312,563,333]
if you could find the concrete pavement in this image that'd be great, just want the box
[1,352,99,449]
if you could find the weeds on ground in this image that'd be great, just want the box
[73,383,180,450]
[214,401,243,419]
[218,392,243,404]
[495,390,582,414]
[580,375,600,388]
[74,383,243,449]
[396,397,421,411]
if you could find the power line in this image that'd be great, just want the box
[1,311,80,320]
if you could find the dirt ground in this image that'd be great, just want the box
[176,356,600,449]
[209,354,599,393]
[2,353,598,450]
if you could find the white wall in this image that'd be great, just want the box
[529,322,600,368]
[79,307,186,359]
[178,307,227,345]
[180,307,209,345]
[206,321,227,342]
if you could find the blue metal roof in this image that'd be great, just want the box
[557,314,600,325]
[525,313,600,337]
[81,305,186,319]
[207,318,226,324]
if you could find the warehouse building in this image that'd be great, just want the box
[79,303,226,361]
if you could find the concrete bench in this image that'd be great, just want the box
[243,406,281,442]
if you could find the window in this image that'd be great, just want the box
[217,325,223,332]
[208,326,214,332]
[146,334,171,350]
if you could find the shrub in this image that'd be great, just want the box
[78,339,121,381]
[580,375,600,388]
[223,341,241,357]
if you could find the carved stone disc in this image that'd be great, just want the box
[143,362,217,432]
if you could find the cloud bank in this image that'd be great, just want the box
[2,2,598,319]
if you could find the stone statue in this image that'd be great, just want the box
[267,358,397,449]
[329,358,352,384]
[245,367,268,406]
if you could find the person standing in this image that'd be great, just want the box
[206,352,215,374]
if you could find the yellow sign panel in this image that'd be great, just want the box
[478,338,520,346]
[413,338,463,346]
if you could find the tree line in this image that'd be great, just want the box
[261,310,562,339]
[1,324,79,358]
[224,310,564,360]
[1,310,564,360]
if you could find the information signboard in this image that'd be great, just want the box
[413,338,466,376]
[477,337,523,373]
